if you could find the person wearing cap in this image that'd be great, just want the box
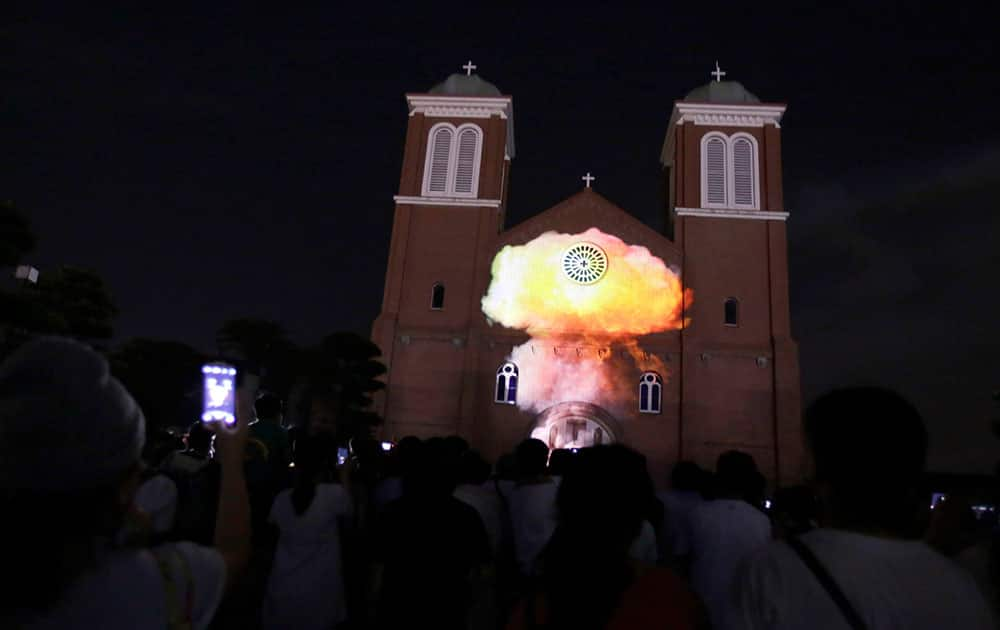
[0,337,252,629]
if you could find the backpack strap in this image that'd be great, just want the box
[786,536,869,630]
[152,548,195,630]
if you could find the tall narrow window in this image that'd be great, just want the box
[431,283,445,310]
[495,362,518,404]
[424,125,453,194]
[639,372,662,414]
[724,297,739,326]
[702,134,728,207]
[731,135,757,208]
[453,126,481,195]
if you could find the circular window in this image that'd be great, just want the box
[562,242,608,284]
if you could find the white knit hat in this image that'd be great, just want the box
[0,337,145,491]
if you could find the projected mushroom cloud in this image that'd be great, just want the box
[481,227,692,418]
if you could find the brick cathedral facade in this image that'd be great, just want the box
[372,69,805,486]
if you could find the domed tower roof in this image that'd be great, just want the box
[682,80,761,104]
[429,73,503,97]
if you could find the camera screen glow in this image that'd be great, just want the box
[202,363,236,425]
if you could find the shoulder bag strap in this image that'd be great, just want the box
[785,536,869,630]
[152,548,194,630]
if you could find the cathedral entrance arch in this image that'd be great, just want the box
[528,401,622,450]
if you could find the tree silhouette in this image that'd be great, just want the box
[110,338,206,430]
[296,332,387,440]
[216,318,299,398]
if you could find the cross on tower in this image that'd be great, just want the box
[711,60,726,82]
[462,60,477,76]
[581,172,596,188]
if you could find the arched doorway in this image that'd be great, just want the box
[528,401,621,450]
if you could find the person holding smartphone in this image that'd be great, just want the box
[0,337,252,630]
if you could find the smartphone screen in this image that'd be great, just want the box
[337,447,349,466]
[202,362,237,426]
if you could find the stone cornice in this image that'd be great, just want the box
[674,206,789,221]
[407,94,516,158]
[661,102,786,167]
[394,195,503,208]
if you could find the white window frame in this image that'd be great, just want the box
[421,122,483,198]
[699,131,760,211]
[700,132,729,209]
[495,362,518,405]
[639,372,662,414]
[728,132,760,210]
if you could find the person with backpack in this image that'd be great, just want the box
[0,337,252,629]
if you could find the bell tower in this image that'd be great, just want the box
[661,65,805,485]
[373,64,514,439]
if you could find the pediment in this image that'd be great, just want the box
[500,189,681,268]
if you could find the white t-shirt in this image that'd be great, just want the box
[737,529,995,630]
[454,482,503,555]
[509,478,560,575]
[134,474,179,534]
[689,499,772,629]
[26,541,225,630]
[658,489,703,557]
[263,483,353,630]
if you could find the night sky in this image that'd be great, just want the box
[5,4,998,473]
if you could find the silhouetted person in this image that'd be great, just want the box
[262,434,353,629]
[508,445,707,630]
[547,449,574,478]
[455,450,503,554]
[771,485,818,540]
[688,450,771,628]
[657,461,706,570]
[373,438,491,630]
[164,422,222,544]
[251,392,291,483]
[373,435,421,515]
[736,387,993,629]
[0,338,251,629]
[509,438,560,578]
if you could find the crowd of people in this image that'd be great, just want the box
[1,336,998,629]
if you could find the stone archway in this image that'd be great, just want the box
[528,401,622,450]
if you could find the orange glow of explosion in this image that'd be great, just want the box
[481,228,692,414]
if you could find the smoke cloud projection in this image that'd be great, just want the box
[482,228,692,415]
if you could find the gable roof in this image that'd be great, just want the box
[499,188,681,267]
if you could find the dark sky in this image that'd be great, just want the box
[4,3,998,473]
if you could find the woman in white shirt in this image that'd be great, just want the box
[263,433,353,630]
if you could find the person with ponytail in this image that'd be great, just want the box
[509,445,707,630]
[262,433,353,630]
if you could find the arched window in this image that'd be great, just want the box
[421,123,483,197]
[724,297,739,326]
[431,283,445,310]
[639,372,662,414]
[730,133,759,209]
[701,133,728,207]
[424,124,453,194]
[495,362,518,404]
[453,125,483,196]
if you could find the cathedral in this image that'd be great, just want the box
[372,64,804,486]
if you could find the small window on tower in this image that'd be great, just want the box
[495,362,518,405]
[724,297,739,326]
[639,372,662,414]
[431,283,445,310]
